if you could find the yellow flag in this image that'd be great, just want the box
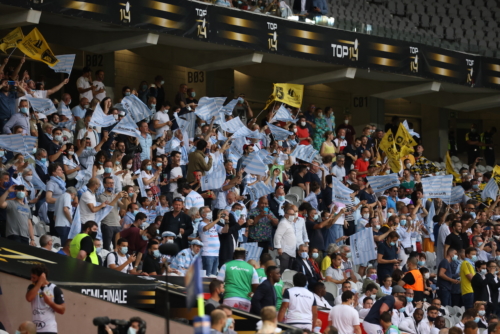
[445,152,461,182]
[264,83,304,109]
[395,123,417,158]
[492,165,500,186]
[17,28,58,66]
[379,129,394,153]
[0,27,24,53]
[379,130,401,173]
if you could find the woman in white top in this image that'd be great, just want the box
[111,151,127,176]
[21,169,39,210]
[140,159,160,190]
[397,214,416,268]
[92,151,107,177]
[62,143,84,187]
[118,155,139,188]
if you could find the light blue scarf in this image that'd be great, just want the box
[35,159,48,175]
[50,176,66,192]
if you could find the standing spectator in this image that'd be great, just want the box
[460,246,478,309]
[105,238,136,274]
[296,116,312,145]
[466,124,481,165]
[0,78,27,130]
[274,208,297,273]
[69,221,100,265]
[248,197,278,253]
[437,247,460,306]
[251,265,280,315]
[53,187,78,246]
[45,163,66,236]
[376,231,400,282]
[0,184,35,245]
[152,101,171,139]
[79,178,108,224]
[205,279,225,315]
[138,121,153,161]
[187,139,213,183]
[159,197,193,250]
[71,98,88,121]
[336,115,356,144]
[278,273,318,331]
[141,240,164,275]
[97,177,127,250]
[331,155,346,180]
[119,215,157,274]
[93,70,106,101]
[26,265,65,334]
[77,67,94,101]
[217,247,259,312]
[199,207,225,276]
[362,295,406,334]
[3,100,30,134]
[328,290,361,334]
[180,183,204,210]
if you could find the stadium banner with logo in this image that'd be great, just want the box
[17,27,59,66]
[2,0,499,89]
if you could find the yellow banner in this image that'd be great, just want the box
[492,165,500,186]
[379,130,401,173]
[17,28,58,66]
[445,152,461,182]
[0,27,24,53]
[264,83,304,109]
[395,123,417,158]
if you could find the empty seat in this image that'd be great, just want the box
[455,27,464,38]
[421,14,430,27]
[478,39,487,49]
[436,5,447,15]
[470,8,481,18]
[475,30,485,39]
[435,25,444,38]
[486,30,497,40]
[446,26,455,39]
[486,0,496,8]
[410,13,420,25]
[475,19,485,28]
[462,18,473,28]
[441,16,451,26]
[396,2,405,15]
[459,37,469,50]
[448,7,458,16]
[458,7,468,16]
[387,1,396,13]
[464,28,475,39]
[469,39,479,52]
[430,15,440,26]
[406,3,416,14]
[449,0,460,5]
[474,0,484,7]
[481,7,492,18]
[451,17,462,27]
[426,4,437,15]
[484,49,494,57]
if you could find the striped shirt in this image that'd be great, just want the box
[170,248,199,274]
[185,190,205,210]
[199,220,223,256]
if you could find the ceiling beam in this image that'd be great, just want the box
[0,9,41,29]
[371,82,441,99]
[81,33,159,53]
[289,68,356,85]
[192,53,263,71]
[445,95,500,111]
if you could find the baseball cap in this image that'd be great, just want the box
[161,231,176,238]
[191,240,204,247]
[392,285,406,294]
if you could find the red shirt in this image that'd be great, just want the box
[354,158,369,173]
[296,126,311,145]
[120,226,148,255]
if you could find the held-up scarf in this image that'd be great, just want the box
[50,176,66,192]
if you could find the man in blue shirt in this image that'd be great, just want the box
[386,187,399,210]
[0,79,27,132]
[138,120,152,161]
[376,231,400,283]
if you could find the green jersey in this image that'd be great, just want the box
[256,268,266,283]
[274,279,284,310]
[220,259,259,300]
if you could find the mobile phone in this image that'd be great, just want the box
[484,226,492,230]
[7,81,15,86]
[205,148,210,154]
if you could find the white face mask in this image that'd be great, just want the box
[127,164,133,169]
[344,119,349,124]
[24,175,33,182]
[424,273,430,279]
[293,128,297,133]
[300,121,306,127]
[362,213,369,219]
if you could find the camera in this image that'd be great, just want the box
[93,317,146,334]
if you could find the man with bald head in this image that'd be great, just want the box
[80,178,108,224]
[17,321,37,334]
[210,309,227,334]
[72,97,89,121]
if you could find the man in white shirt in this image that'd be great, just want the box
[278,272,317,331]
[331,155,347,181]
[290,204,309,248]
[180,183,205,210]
[79,178,108,224]
[358,283,378,308]
[328,290,361,334]
[274,208,297,274]
[153,101,172,139]
[53,187,77,246]
[76,112,100,149]
[168,151,184,203]
[313,282,332,310]
[76,67,94,101]
[93,70,106,101]
[106,238,136,274]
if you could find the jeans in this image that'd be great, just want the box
[463,292,474,310]
[47,211,57,237]
[101,224,122,251]
[437,288,452,306]
[181,165,187,178]
[332,224,344,245]
[7,235,29,244]
[55,226,70,247]
[202,256,219,276]
[343,220,355,245]
[278,253,295,274]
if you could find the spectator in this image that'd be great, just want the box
[97,177,127,250]
[278,272,318,331]
[251,265,280,315]
[53,187,77,246]
[274,207,297,273]
[26,264,65,334]
[327,290,361,334]
[0,184,35,245]
[210,309,227,334]
[461,247,478,309]
[141,240,164,275]
[69,220,100,265]
[362,295,406,334]
[39,234,53,251]
[437,247,460,306]
[256,306,278,334]
[170,239,203,275]
[159,197,193,250]
[292,244,322,289]
[205,279,225,315]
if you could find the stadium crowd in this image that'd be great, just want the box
[2,55,500,334]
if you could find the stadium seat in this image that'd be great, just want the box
[285,194,299,206]
[421,14,430,27]
[288,186,305,201]
[442,316,453,328]
[430,15,440,27]
[324,282,339,298]
[435,25,444,38]
[282,269,298,284]
[455,27,464,38]
[445,27,455,39]
[469,39,479,52]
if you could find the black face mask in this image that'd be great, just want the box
[427,316,437,322]
[90,231,98,240]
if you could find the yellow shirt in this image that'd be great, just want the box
[321,256,331,276]
[460,260,475,295]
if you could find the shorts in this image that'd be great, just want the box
[362,321,383,334]
[223,297,251,312]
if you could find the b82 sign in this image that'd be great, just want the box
[187,71,205,83]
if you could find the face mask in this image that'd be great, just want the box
[105,187,113,192]
[287,215,295,223]
[166,239,174,244]
[301,252,308,259]
[190,92,196,97]
[471,255,478,262]
[206,212,213,220]
[390,241,396,246]
[15,331,21,334]
[344,119,349,124]
[340,135,345,139]
[363,213,369,219]
[300,121,306,127]
[481,269,487,275]
[406,297,413,303]
[313,327,321,333]
[477,177,483,182]
[317,113,323,118]
[90,231,98,239]
[364,158,369,161]
[24,175,33,182]
[160,80,165,85]
[479,310,486,316]
[86,147,92,151]
[125,92,131,96]
[104,167,113,174]
[96,247,102,254]
[387,212,393,218]
[313,214,319,220]
[293,128,297,133]
[312,253,319,259]
[113,114,119,120]
[375,224,380,230]
[400,220,407,226]
[127,164,133,169]
[417,260,425,266]
[496,256,500,261]
[452,255,458,261]
[121,246,128,254]
[128,327,137,334]
[424,273,430,279]
[20,107,29,114]
[142,235,148,241]
[150,104,156,109]
[428,316,437,322]
[399,307,406,313]
[478,241,483,247]
[16,192,25,199]
[474,317,480,323]
[473,184,479,190]
[470,212,476,219]
[370,274,378,280]
[146,165,152,171]
[67,150,75,156]
[346,252,352,258]
[83,104,90,109]
[277,195,285,201]
[133,210,139,216]
[153,249,161,258]
[406,163,411,168]
[54,135,63,142]
[0,151,4,158]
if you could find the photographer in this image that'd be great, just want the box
[0,184,35,245]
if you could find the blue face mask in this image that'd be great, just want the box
[234,210,241,216]
[340,136,345,139]
[133,210,139,216]
[478,242,483,247]
[104,167,113,174]
[400,220,406,226]
[0,151,4,157]
[277,195,285,201]
[194,217,202,223]
[406,297,413,303]
[301,252,308,259]
[146,165,152,171]
[474,317,480,323]
[40,158,46,163]
[417,260,425,266]
[470,212,476,219]
[399,307,406,313]
[390,241,396,246]
[153,249,161,258]
[471,255,478,262]
[125,92,131,96]
[313,214,319,220]
[452,255,458,261]
[263,207,269,214]
[16,192,25,199]
[223,318,232,333]
[121,246,128,254]
[20,107,29,114]
[142,235,148,241]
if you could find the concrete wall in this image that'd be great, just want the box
[0,272,190,334]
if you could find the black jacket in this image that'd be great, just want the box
[292,257,322,290]
[486,272,500,309]
[250,279,277,315]
[471,273,488,302]
[218,213,242,268]
[159,211,193,250]
[268,195,285,221]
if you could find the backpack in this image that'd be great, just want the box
[104,252,129,268]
